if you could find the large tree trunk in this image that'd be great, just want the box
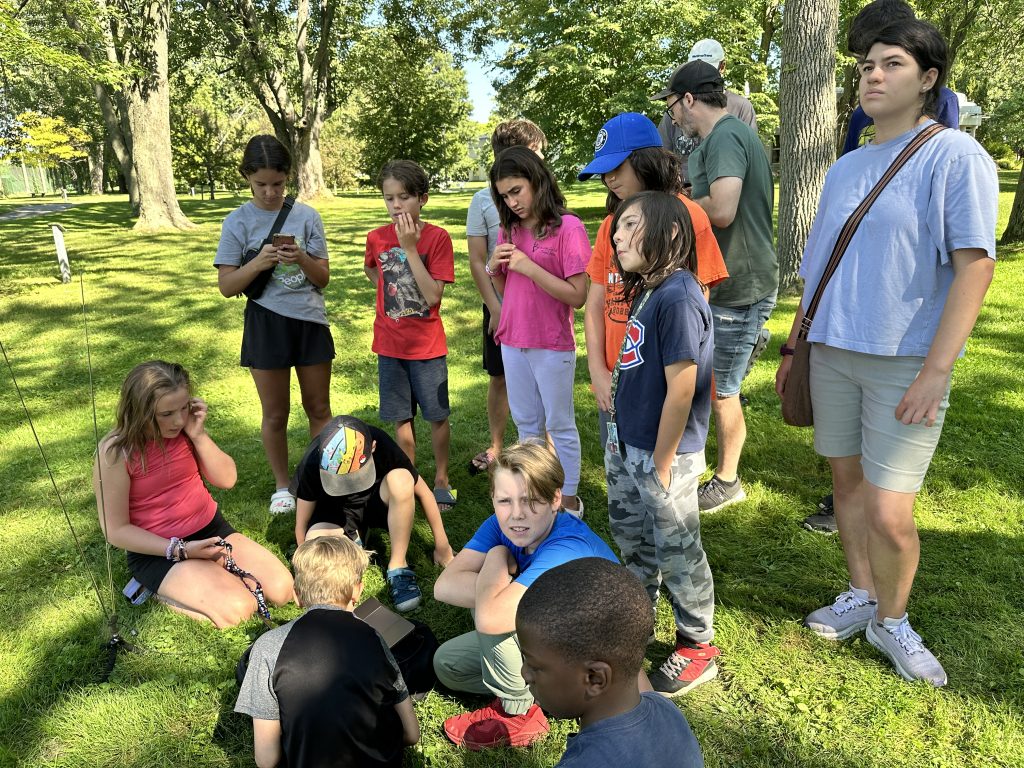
[126,1,193,230]
[88,143,104,195]
[777,0,840,291]
[1001,164,1024,244]
[293,106,328,200]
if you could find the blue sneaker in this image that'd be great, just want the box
[386,567,421,612]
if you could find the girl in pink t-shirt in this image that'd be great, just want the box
[94,360,293,627]
[485,147,591,514]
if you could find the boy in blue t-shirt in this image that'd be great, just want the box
[433,442,618,751]
[517,557,705,768]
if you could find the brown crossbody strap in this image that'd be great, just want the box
[799,123,945,338]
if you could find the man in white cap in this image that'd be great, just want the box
[658,39,757,188]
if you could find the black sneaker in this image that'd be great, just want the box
[698,475,747,513]
[802,493,837,534]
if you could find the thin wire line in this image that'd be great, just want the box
[81,274,117,613]
[0,335,111,620]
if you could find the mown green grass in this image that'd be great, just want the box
[0,178,1021,768]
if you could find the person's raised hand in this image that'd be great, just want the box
[506,246,532,274]
[184,398,208,439]
[254,243,279,272]
[395,213,422,253]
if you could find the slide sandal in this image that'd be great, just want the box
[433,487,458,512]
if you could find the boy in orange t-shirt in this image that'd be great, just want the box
[580,113,728,442]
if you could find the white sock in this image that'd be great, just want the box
[881,613,909,629]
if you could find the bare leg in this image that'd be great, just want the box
[395,418,416,464]
[711,395,746,481]
[250,368,292,489]
[380,469,415,571]
[158,560,262,628]
[295,361,333,438]
[487,375,509,457]
[430,418,452,491]
[830,455,874,595]
[864,483,919,619]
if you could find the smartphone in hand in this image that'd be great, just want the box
[273,233,296,247]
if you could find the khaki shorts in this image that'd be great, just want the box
[809,344,951,493]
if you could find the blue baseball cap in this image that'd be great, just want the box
[578,113,663,180]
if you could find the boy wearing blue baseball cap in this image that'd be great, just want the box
[290,415,455,612]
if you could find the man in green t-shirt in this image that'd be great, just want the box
[653,60,779,513]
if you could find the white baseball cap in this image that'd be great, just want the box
[689,39,726,68]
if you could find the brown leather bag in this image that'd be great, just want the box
[781,123,945,427]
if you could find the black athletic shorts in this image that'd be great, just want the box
[126,509,236,593]
[241,299,335,369]
[482,304,504,377]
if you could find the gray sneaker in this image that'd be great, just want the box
[866,615,947,687]
[804,589,876,640]
[698,476,747,513]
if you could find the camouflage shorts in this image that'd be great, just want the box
[605,443,715,643]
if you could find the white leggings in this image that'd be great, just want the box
[500,346,581,497]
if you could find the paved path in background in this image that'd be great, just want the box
[0,203,73,221]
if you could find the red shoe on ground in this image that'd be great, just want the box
[443,698,550,750]
[648,641,721,696]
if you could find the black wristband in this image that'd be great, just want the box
[780,345,795,357]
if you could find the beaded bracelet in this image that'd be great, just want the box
[165,537,179,561]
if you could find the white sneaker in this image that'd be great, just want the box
[804,588,876,640]
[866,614,947,687]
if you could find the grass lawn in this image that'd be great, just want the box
[0,175,1022,768]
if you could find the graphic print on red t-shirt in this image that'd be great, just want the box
[379,246,430,320]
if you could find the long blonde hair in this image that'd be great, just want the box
[106,360,191,469]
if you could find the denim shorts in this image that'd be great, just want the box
[710,292,776,397]
[378,354,450,423]
[809,344,950,494]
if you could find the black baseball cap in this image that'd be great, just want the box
[651,60,725,101]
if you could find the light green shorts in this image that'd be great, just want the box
[809,344,951,493]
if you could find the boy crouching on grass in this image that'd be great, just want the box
[235,536,418,768]
[516,557,705,768]
[433,442,619,750]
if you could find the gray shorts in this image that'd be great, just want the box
[810,344,951,493]
[378,355,450,423]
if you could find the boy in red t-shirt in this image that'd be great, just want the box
[364,160,457,510]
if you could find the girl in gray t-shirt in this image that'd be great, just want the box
[214,135,334,515]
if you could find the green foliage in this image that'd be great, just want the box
[170,63,264,193]
[350,28,475,184]
[320,103,365,190]
[484,0,699,179]
[2,111,89,167]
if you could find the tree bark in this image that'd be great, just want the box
[777,0,840,292]
[1001,164,1024,244]
[88,142,104,195]
[125,1,193,230]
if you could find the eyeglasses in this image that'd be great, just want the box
[664,96,684,117]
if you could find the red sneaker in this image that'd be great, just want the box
[649,641,721,697]
[443,699,550,750]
